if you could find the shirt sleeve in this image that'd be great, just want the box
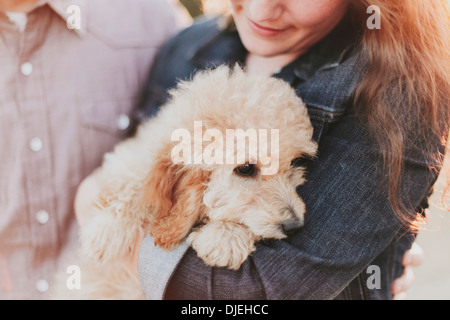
[152,111,440,300]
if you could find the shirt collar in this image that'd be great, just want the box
[31,0,87,37]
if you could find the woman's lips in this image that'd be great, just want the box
[247,18,290,37]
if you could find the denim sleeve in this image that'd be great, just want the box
[161,112,439,300]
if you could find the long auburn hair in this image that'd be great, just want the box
[348,0,450,229]
[201,0,450,229]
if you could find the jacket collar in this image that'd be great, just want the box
[189,17,247,69]
[289,15,361,82]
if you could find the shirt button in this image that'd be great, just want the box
[20,62,33,76]
[36,210,49,224]
[36,279,49,293]
[29,137,43,152]
[117,114,130,131]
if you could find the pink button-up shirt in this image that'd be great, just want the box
[0,0,178,299]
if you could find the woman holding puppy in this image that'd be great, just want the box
[78,0,449,299]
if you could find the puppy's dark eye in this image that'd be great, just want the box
[234,163,256,177]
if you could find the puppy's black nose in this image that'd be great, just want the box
[281,219,303,236]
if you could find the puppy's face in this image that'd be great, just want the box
[203,149,310,241]
[146,132,315,250]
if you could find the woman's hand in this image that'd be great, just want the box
[392,243,425,299]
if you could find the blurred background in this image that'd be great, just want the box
[178,0,203,18]
[406,158,450,300]
[176,0,450,300]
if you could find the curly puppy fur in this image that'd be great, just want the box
[56,65,316,299]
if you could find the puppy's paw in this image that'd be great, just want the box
[188,220,256,270]
[79,214,136,264]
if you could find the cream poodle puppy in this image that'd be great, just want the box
[55,65,317,299]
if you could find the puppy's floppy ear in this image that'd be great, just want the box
[143,146,210,250]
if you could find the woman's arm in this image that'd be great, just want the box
[149,111,439,300]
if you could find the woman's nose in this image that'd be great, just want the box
[248,0,283,22]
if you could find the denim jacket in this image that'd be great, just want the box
[133,17,441,300]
